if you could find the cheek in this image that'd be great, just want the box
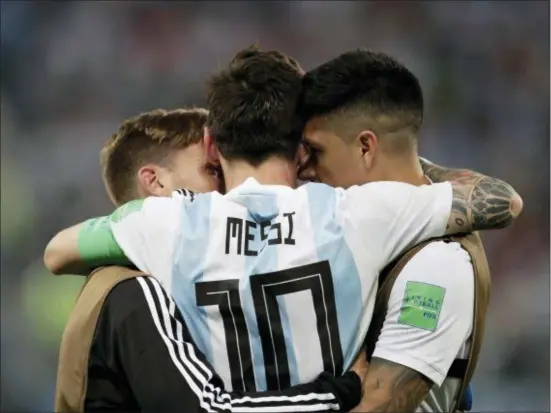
[313,156,339,184]
[316,153,359,188]
[168,169,206,193]
[317,154,338,175]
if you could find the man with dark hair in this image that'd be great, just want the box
[299,50,426,188]
[206,46,304,166]
[298,49,500,412]
[45,46,520,409]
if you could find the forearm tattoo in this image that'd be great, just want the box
[355,357,431,413]
[419,158,522,233]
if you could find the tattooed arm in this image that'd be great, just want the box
[351,358,431,413]
[419,157,524,234]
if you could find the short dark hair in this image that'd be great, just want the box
[206,45,304,166]
[101,108,208,205]
[300,49,423,150]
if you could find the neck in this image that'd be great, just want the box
[379,150,429,186]
[222,156,298,191]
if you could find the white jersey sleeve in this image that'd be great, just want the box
[110,191,185,285]
[371,241,474,386]
[342,181,452,266]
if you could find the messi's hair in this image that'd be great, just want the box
[206,45,305,166]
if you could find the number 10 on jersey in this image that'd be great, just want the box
[195,261,344,391]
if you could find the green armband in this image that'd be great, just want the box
[77,217,131,267]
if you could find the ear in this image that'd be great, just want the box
[357,130,379,170]
[296,142,308,169]
[296,142,316,182]
[137,165,166,197]
[203,127,221,166]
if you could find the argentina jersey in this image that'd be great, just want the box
[111,178,453,393]
[169,178,371,392]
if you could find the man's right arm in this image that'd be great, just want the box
[344,168,522,265]
[419,157,524,234]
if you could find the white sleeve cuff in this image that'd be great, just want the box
[372,347,447,387]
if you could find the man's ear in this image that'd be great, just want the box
[357,130,379,170]
[137,165,166,197]
[203,127,220,166]
[297,142,316,182]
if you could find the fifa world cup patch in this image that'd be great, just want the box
[398,281,445,331]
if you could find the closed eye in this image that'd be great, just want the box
[206,164,222,179]
[301,140,323,166]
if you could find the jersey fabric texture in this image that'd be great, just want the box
[110,178,452,391]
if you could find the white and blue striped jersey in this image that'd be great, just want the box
[111,178,452,391]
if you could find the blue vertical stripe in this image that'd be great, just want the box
[239,193,278,391]
[237,191,299,390]
[171,193,213,362]
[305,183,363,370]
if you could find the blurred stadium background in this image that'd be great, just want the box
[0,1,549,411]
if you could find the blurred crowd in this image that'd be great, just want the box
[1,1,548,411]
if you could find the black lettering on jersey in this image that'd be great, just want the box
[283,212,295,245]
[195,260,343,391]
[196,279,256,391]
[268,222,282,245]
[225,217,243,255]
[260,221,271,241]
[244,221,258,257]
[225,212,297,255]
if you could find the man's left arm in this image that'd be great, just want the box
[353,241,474,412]
[44,195,182,278]
[44,217,131,276]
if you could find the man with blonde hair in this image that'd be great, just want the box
[101,108,219,206]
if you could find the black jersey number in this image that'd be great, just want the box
[195,261,343,391]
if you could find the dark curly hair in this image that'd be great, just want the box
[206,45,305,166]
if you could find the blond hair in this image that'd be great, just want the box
[101,108,208,205]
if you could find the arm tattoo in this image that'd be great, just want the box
[353,357,431,413]
[419,158,523,233]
